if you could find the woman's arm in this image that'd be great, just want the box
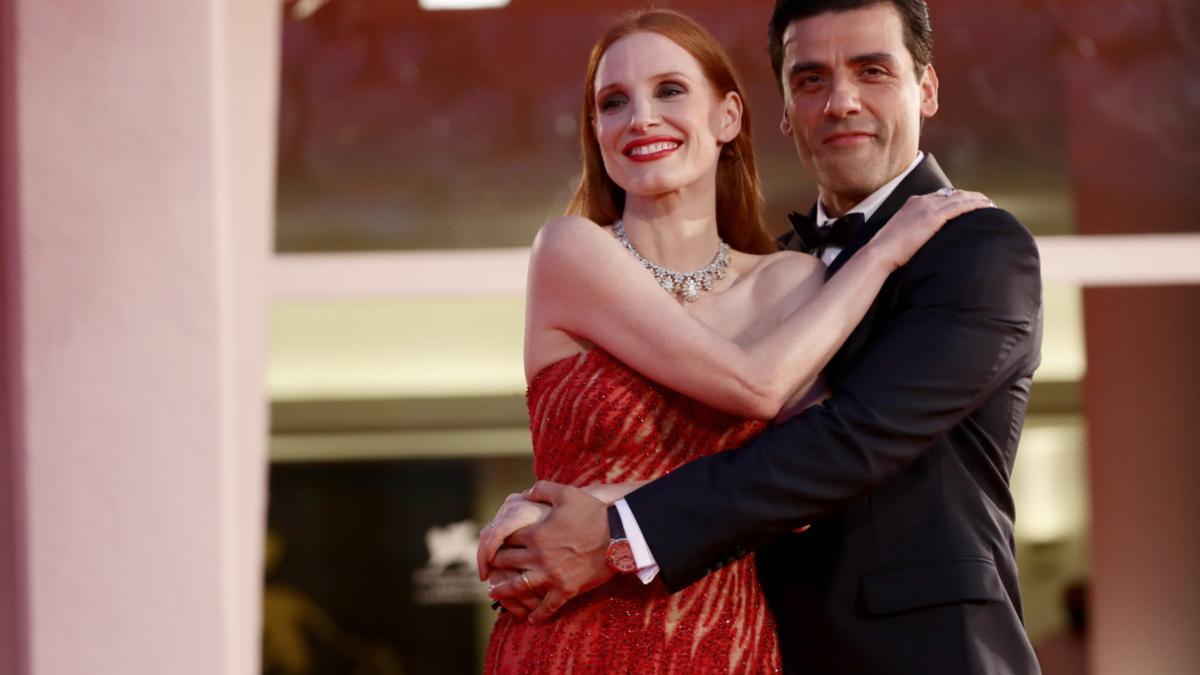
[528,191,991,419]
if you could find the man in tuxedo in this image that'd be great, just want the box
[486,1,1043,672]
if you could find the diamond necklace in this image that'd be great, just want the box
[613,220,731,303]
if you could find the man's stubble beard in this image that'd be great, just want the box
[807,150,892,208]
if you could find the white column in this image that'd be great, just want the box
[0,0,277,673]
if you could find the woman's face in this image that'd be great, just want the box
[591,32,741,200]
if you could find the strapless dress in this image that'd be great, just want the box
[484,348,781,674]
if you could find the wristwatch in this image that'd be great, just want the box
[605,504,638,574]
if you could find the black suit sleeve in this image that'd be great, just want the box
[624,209,1042,591]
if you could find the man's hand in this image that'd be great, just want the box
[487,481,614,622]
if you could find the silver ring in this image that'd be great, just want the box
[520,570,534,592]
[935,187,957,197]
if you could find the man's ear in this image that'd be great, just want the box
[717,91,743,144]
[919,64,939,119]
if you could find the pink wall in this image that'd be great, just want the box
[1083,288,1200,674]
[0,0,276,673]
[1,0,29,671]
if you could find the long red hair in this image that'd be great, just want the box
[566,9,777,255]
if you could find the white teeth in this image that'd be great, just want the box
[629,141,680,156]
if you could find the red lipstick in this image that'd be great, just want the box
[622,136,683,162]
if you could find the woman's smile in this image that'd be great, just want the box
[623,136,684,162]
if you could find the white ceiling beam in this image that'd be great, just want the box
[270,234,1200,299]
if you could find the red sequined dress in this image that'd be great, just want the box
[484,348,781,674]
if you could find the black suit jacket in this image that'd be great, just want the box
[625,155,1043,674]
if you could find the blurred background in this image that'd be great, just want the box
[262,1,1198,674]
[2,0,1195,674]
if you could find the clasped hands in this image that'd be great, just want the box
[476,480,618,622]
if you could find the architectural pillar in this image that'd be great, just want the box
[1060,1,1200,672]
[0,0,277,672]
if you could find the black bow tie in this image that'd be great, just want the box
[787,211,866,255]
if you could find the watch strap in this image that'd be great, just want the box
[607,503,626,540]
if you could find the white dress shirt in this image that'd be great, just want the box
[616,152,927,584]
[814,152,925,265]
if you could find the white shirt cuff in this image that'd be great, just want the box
[615,498,659,584]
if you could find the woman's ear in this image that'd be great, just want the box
[717,91,743,144]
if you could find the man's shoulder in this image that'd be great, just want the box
[951,205,1031,234]
[925,206,1038,260]
[903,206,1042,301]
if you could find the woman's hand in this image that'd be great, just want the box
[869,189,993,269]
[487,565,540,620]
[477,492,552,580]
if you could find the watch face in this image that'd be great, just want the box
[606,539,637,574]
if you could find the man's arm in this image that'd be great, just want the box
[625,209,1041,590]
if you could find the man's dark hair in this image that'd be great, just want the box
[768,0,934,85]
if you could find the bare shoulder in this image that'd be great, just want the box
[532,215,611,255]
[750,249,825,300]
[525,216,615,377]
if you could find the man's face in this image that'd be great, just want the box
[778,4,938,211]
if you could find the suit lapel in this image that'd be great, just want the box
[816,155,953,375]
[824,154,952,279]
